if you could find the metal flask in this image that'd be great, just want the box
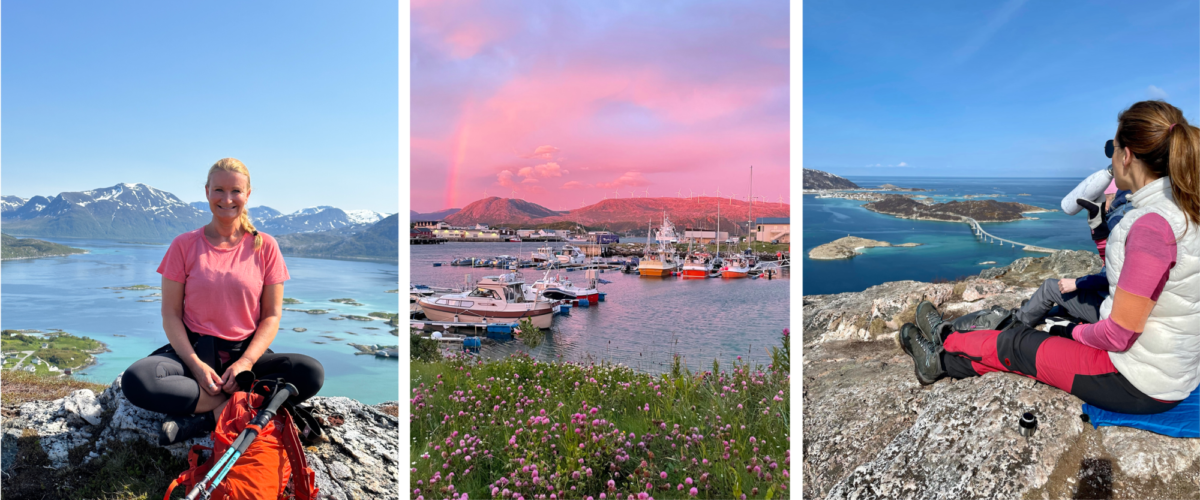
[1018,412,1038,437]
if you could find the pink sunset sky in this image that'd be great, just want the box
[410,0,789,213]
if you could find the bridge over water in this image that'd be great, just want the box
[961,217,1058,254]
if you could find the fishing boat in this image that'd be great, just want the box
[417,273,555,328]
[531,246,556,263]
[720,254,751,279]
[527,267,601,304]
[680,239,709,279]
[638,213,680,277]
[556,244,587,265]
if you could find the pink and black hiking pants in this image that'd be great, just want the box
[941,322,1181,415]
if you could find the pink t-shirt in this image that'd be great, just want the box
[157,228,290,341]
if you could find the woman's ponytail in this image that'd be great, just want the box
[1117,101,1200,227]
[241,210,263,251]
[1168,122,1200,227]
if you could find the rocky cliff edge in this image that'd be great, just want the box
[802,250,1200,499]
[1,374,399,500]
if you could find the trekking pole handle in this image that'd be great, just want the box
[244,383,298,441]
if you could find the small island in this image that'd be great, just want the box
[808,236,923,260]
[2,234,88,260]
[863,195,1053,222]
[2,330,108,376]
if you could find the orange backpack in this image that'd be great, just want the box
[164,391,319,500]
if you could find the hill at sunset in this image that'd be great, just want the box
[443,197,790,234]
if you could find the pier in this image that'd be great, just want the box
[962,217,1058,253]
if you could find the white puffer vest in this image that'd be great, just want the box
[1100,177,1200,400]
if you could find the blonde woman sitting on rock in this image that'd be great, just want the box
[121,158,324,444]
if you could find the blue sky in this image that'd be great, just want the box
[2,1,398,214]
[804,0,1200,178]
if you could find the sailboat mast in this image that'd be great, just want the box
[716,199,721,260]
[747,165,753,251]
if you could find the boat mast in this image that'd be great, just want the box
[716,199,721,261]
[747,165,753,254]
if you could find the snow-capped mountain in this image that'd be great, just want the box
[2,196,29,213]
[188,203,393,235]
[1,183,208,240]
[2,182,394,241]
[345,209,388,225]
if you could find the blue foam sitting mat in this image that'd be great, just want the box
[1082,390,1199,438]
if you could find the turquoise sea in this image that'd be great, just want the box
[803,176,1099,295]
[1,238,399,404]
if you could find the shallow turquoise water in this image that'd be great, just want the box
[1,239,399,404]
[803,176,1099,295]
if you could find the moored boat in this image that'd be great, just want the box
[417,273,555,328]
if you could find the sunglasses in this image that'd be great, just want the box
[1105,139,1115,159]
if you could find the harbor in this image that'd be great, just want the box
[409,237,789,373]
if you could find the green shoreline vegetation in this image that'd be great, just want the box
[1,233,88,260]
[2,330,108,377]
[410,328,791,500]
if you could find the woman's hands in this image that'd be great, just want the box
[194,360,225,397]
[220,358,255,394]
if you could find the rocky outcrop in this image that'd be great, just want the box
[804,168,861,190]
[808,236,922,260]
[980,249,1103,288]
[863,196,1053,223]
[1,375,399,500]
[803,251,1199,499]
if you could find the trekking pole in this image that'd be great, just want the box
[183,381,298,500]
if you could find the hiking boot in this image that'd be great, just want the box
[915,301,945,344]
[159,412,215,446]
[898,323,919,357]
[910,333,946,385]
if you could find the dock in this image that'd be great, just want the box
[410,237,447,245]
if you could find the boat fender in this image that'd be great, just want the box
[579,298,590,307]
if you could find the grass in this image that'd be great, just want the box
[1,373,225,499]
[1,369,107,405]
[410,348,790,500]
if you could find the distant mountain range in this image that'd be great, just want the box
[275,214,398,262]
[0,183,391,244]
[1,184,210,241]
[410,208,461,221]
[188,202,389,234]
[803,169,860,190]
[442,196,790,233]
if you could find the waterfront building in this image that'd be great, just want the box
[754,217,790,243]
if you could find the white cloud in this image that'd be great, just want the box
[596,171,650,188]
[1147,85,1169,99]
[522,145,561,160]
[897,162,908,167]
[497,170,516,188]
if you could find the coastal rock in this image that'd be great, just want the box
[807,236,922,260]
[980,250,1102,288]
[2,376,400,500]
[803,253,1200,499]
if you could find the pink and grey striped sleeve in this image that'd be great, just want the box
[1071,213,1176,352]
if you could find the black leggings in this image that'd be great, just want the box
[122,350,324,416]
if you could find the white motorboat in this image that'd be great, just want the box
[417,273,555,328]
